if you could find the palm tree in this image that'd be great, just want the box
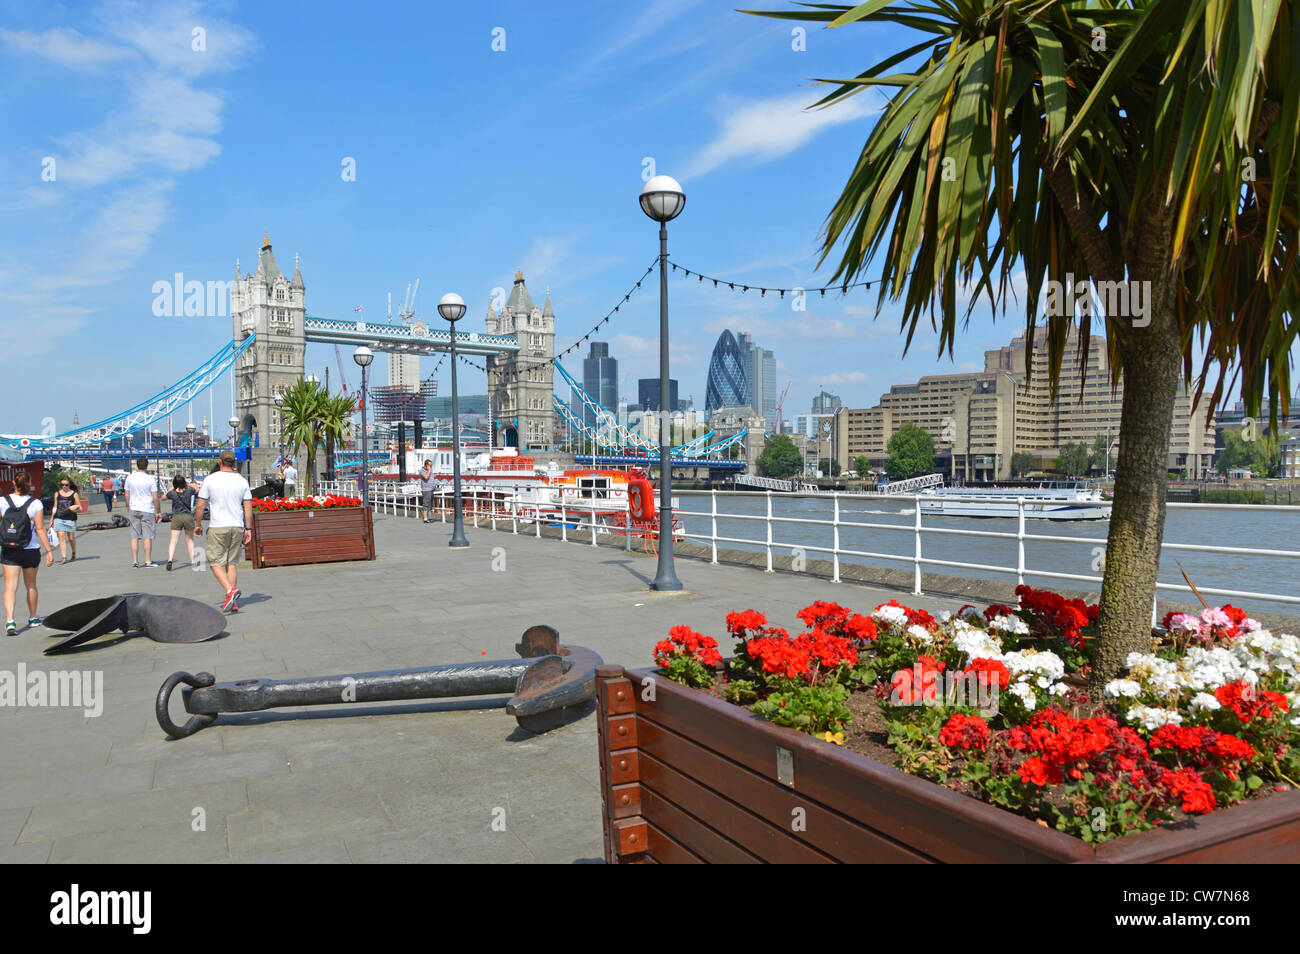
[278,379,330,497]
[747,0,1299,685]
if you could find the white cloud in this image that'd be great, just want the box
[585,0,708,69]
[683,89,879,181]
[0,27,135,70]
[0,2,255,354]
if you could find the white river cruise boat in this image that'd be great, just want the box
[918,482,1110,521]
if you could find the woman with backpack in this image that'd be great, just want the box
[52,476,81,564]
[2,470,55,636]
[164,474,202,571]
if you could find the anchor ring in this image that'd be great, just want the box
[156,671,218,739]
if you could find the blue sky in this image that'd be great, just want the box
[0,0,1274,439]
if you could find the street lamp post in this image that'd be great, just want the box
[151,430,163,491]
[353,347,373,507]
[439,293,470,548]
[228,416,240,479]
[640,175,686,591]
[185,424,196,481]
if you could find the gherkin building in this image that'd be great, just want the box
[705,329,746,418]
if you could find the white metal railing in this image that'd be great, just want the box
[316,479,1300,618]
[670,489,1300,621]
[317,477,664,551]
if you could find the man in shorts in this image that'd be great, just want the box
[124,457,160,568]
[280,458,298,498]
[194,449,253,612]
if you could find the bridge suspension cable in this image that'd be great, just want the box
[18,335,257,450]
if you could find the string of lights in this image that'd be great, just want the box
[665,260,911,298]
[453,259,657,379]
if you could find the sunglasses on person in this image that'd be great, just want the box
[60,482,70,488]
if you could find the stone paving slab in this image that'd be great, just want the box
[0,501,986,863]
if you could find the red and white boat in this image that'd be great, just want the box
[374,447,683,539]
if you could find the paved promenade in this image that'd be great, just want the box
[0,502,984,864]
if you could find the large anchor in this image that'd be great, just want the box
[155,625,600,738]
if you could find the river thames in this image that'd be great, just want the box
[674,491,1300,618]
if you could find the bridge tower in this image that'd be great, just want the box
[485,270,555,450]
[232,231,306,477]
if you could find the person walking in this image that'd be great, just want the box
[2,471,54,636]
[124,456,160,567]
[417,459,438,522]
[102,474,116,511]
[164,474,201,570]
[194,449,252,612]
[51,477,81,563]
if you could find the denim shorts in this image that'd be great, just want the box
[52,518,77,533]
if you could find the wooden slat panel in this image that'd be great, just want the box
[639,726,928,864]
[644,822,703,864]
[629,667,1090,864]
[641,751,833,864]
[641,788,762,864]
[1095,791,1300,863]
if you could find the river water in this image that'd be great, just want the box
[673,491,1300,619]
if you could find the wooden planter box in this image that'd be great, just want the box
[248,506,375,569]
[595,665,1300,864]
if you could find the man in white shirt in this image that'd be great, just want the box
[281,459,298,498]
[194,449,253,613]
[124,457,160,568]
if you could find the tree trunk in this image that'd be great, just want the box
[1090,274,1182,689]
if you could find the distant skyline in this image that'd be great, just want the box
[2,0,1288,439]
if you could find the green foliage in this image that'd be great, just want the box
[1054,442,1091,477]
[1217,428,1285,477]
[42,466,96,497]
[279,380,355,496]
[854,455,870,477]
[1010,452,1035,478]
[885,707,955,782]
[657,656,716,690]
[818,457,841,477]
[722,677,759,704]
[756,434,803,478]
[750,682,850,734]
[885,423,934,480]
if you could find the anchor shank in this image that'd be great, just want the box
[184,659,546,715]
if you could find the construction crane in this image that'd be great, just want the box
[391,279,420,325]
[772,381,792,435]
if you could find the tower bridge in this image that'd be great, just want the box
[233,234,551,474]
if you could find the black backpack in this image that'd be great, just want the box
[1,495,33,550]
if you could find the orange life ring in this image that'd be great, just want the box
[628,478,655,522]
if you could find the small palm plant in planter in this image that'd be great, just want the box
[648,588,1299,845]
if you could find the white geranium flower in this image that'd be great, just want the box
[873,605,908,628]
[988,614,1030,637]
[906,624,934,644]
[1048,682,1071,697]
[1008,682,1037,710]
[1002,649,1065,686]
[1104,679,1142,699]
[953,628,1003,663]
[1126,705,1184,731]
[1188,692,1222,713]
